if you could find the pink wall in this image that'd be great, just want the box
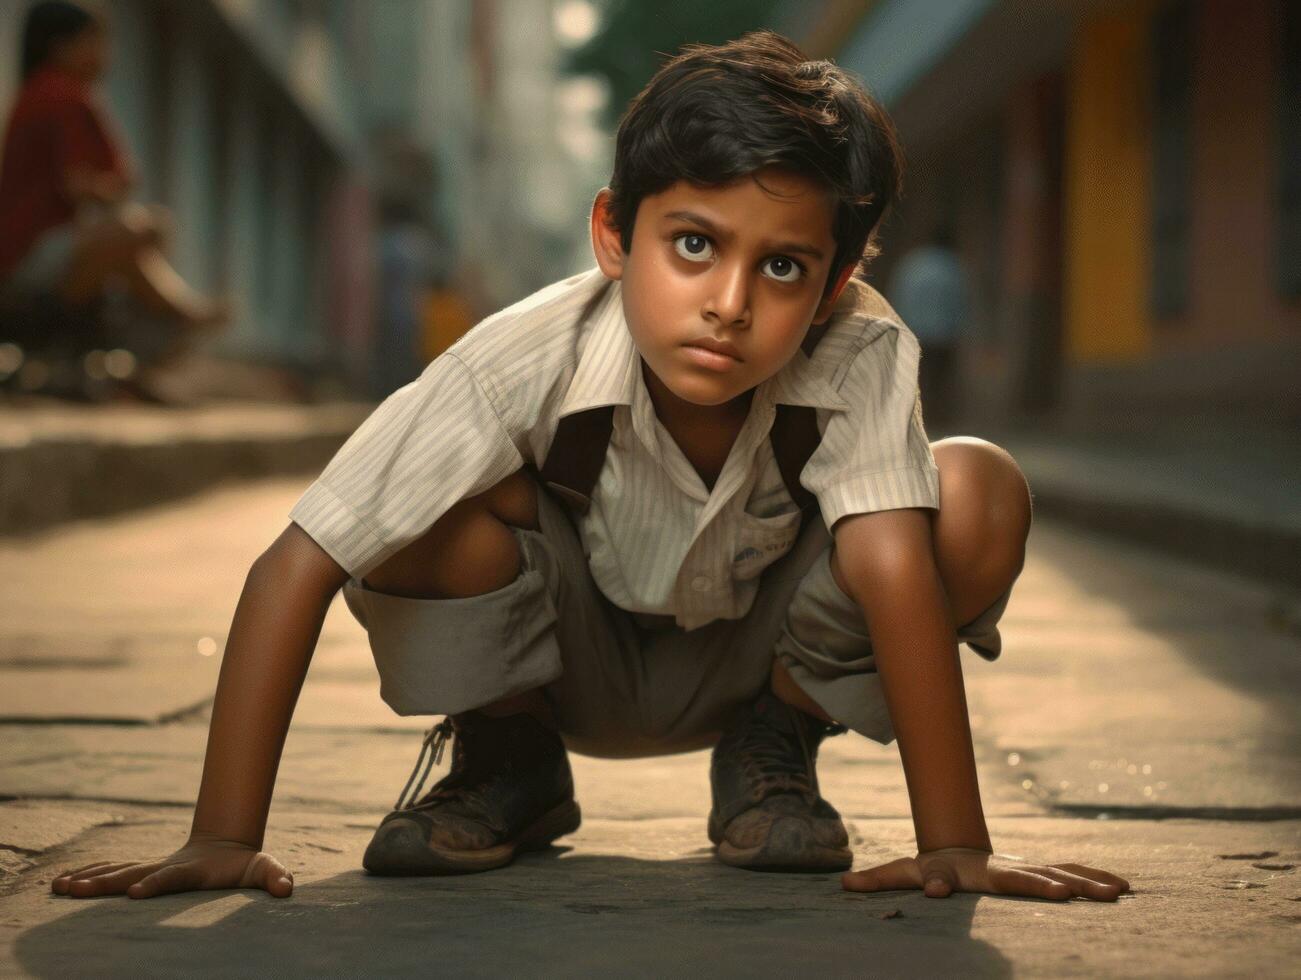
[1169,0,1301,351]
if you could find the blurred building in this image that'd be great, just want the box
[0,0,376,381]
[362,0,610,365]
[0,0,609,395]
[806,0,1299,428]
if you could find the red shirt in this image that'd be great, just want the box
[0,67,130,279]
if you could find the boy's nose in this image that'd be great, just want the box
[703,264,752,329]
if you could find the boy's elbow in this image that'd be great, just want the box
[252,523,350,598]
[832,508,940,603]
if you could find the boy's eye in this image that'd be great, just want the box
[673,234,714,262]
[762,256,803,283]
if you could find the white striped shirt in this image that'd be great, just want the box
[290,267,938,630]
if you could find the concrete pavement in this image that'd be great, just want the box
[1,478,1299,977]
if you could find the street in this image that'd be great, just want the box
[1,477,1299,977]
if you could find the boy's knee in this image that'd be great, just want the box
[931,437,1032,583]
[363,472,537,599]
[470,468,539,531]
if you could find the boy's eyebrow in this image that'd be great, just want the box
[663,209,826,261]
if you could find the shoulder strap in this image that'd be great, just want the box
[539,402,820,516]
[770,404,819,514]
[538,406,615,514]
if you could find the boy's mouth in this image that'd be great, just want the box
[682,345,742,373]
[684,336,743,361]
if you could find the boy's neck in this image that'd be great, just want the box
[641,360,754,491]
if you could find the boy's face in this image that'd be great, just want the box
[592,168,849,413]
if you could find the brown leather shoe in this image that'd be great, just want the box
[363,710,581,876]
[708,691,852,872]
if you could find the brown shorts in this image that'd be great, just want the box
[343,470,1009,758]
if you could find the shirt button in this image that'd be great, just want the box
[691,575,711,592]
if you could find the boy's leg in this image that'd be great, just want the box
[830,436,1030,636]
[772,437,1031,737]
[773,437,1032,723]
[359,468,553,724]
[711,438,1031,871]
[353,468,578,875]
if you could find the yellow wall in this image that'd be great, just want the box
[421,288,476,363]
[1064,8,1154,363]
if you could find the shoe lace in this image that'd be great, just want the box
[393,717,455,810]
[734,724,815,801]
[732,710,849,804]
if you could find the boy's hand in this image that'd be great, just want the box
[50,833,293,900]
[842,847,1129,902]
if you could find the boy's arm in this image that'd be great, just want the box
[52,522,349,900]
[830,507,1129,902]
[191,522,349,848]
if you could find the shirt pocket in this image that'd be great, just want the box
[731,509,803,581]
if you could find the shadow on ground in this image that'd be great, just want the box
[17,850,1008,977]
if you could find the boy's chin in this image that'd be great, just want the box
[643,359,752,410]
[670,383,751,410]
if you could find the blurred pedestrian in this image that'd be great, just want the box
[0,1,228,384]
[888,226,966,427]
[373,201,435,398]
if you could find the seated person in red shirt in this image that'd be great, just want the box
[0,1,226,363]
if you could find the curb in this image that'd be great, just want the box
[0,402,371,535]
[1012,462,1300,592]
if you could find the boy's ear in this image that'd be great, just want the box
[811,261,857,324]
[590,188,626,280]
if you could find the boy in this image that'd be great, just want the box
[52,32,1127,903]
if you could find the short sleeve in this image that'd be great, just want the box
[802,323,940,531]
[289,353,525,579]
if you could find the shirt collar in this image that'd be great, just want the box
[767,346,850,411]
[768,278,888,413]
[557,277,640,419]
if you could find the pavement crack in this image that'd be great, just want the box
[155,697,215,725]
[1049,802,1301,821]
[0,842,42,857]
[0,716,151,727]
[0,751,79,768]
[4,793,194,809]
[0,694,214,727]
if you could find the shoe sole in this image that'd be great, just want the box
[713,814,853,873]
[363,799,582,876]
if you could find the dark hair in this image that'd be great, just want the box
[21,1,100,81]
[607,31,904,289]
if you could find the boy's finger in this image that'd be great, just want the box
[54,861,117,881]
[66,863,158,898]
[992,868,1071,901]
[842,858,918,892]
[248,854,294,897]
[1052,863,1131,893]
[57,862,140,894]
[52,863,117,894]
[917,857,959,899]
[127,862,205,899]
[922,871,955,898]
[74,862,138,880]
[1038,866,1123,902]
[71,863,163,896]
